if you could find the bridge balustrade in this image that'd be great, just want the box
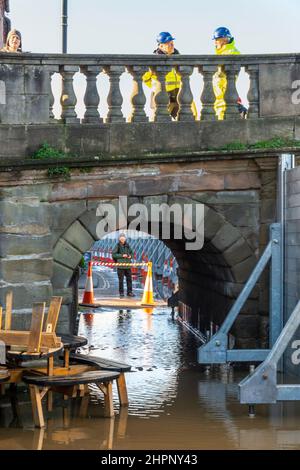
[0,52,297,125]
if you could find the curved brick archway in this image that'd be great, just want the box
[51,196,258,346]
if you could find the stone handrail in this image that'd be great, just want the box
[0,52,299,125]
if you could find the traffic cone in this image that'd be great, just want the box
[141,262,155,306]
[84,312,94,326]
[82,262,94,305]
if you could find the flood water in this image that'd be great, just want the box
[1,269,300,450]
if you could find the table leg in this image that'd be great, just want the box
[117,373,128,406]
[0,384,5,396]
[117,406,128,438]
[103,417,115,450]
[64,349,70,369]
[99,382,115,418]
[32,428,45,451]
[47,356,54,412]
[29,385,45,428]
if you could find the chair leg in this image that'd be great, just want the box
[47,392,53,412]
[117,373,128,406]
[103,416,115,450]
[98,382,115,418]
[79,395,90,418]
[47,356,54,412]
[29,385,45,428]
[32,428,45,451]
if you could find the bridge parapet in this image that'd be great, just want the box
[0,52,299,125]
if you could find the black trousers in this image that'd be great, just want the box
[117,269,133,295]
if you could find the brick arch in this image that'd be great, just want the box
[51,196,258,343]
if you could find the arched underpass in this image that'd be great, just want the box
[52,197,260,349]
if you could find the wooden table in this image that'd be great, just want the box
[59,335,88,369]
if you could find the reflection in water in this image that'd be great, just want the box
[1,307,300,449]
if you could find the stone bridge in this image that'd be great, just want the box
[1,52,300,347]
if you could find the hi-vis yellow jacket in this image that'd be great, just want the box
[213,40,240,120]
[143,68,181,93]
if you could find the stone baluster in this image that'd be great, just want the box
[60,65,79,124]
[150,66,172,122]
[177,66,195,121]
[223,65,240,119]
[246,65,259,119]
[128,66,148,122]
[104,65,125,123]
[199,65,217,121]
[81,65,102,124]
[47,66,59,121]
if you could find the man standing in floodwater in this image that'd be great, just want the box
[112,233,135,298]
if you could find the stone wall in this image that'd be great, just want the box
[0,153,278,347]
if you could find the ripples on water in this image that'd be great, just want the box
[1,307,300,450]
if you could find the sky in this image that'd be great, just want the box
[10,0,300,55]
[8,0,300,119]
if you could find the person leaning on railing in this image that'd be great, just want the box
[0,28,22,53]
[143,32,197,120]
[212,27,248,120]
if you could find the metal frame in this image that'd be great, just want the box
[198,153,296,368]
[198,153,300,405]
[239,301,300,404]
[198,223,281,364]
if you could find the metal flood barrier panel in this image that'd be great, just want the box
[284,164,300,377]
[199,154,300,405]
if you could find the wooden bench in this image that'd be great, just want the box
[67,353,131,406]
[23,370,120,428]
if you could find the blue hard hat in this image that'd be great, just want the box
[156,32,175,44]
[213,27,233,40]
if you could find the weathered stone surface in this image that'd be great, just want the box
[51,262,74,288]
[52,287,74,305]
[211,223,241,252]
[0,200,50,227]
[234,315,259,339]
[56,305,72,334]
[287,164,300,182]
[62,221,94,253]
[0,257,53,283]
[259,64,300,117]
[0,282,52,310]
[53,238,83,269]
[204,207,225,241]
[235,337,259,349]
[239,227,259,252]
[50,200,87,246]
[214,204,259,228]
[0,177,50,201]
[0,233,52,257]
[49,182,89,203]
[26,125,65,156]
[11,313,32,331]
[223,238,253,266]
[261,199,276,223]
[224,172,261,190]
[231,256,257,283]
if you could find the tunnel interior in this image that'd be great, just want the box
[69,223,255,348]
[52,198,260,348]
